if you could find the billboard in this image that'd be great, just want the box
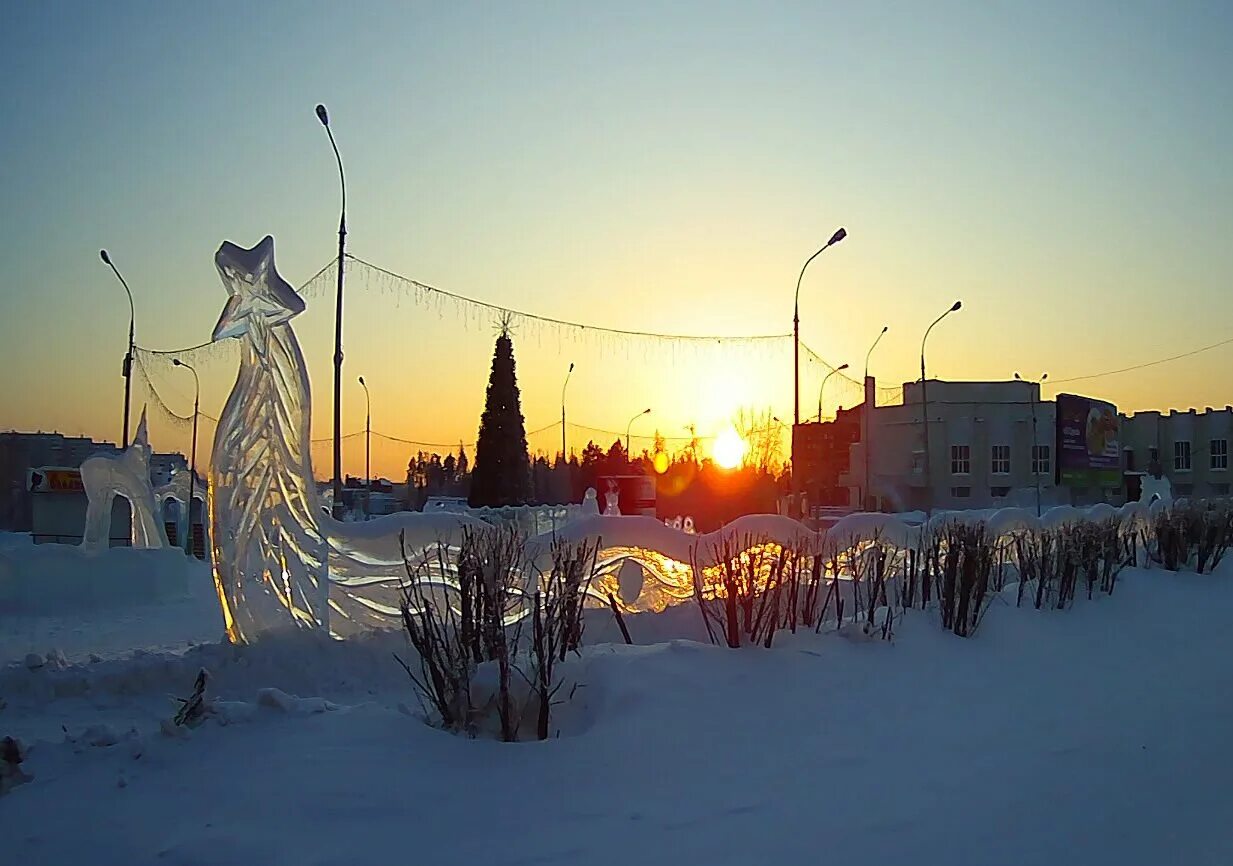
[1055,393,1121,488]
[27,467,85,493]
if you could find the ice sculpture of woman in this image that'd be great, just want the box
[208,237,490,642]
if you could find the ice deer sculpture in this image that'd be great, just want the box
[80,409,167,551]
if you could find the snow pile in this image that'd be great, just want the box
[2,563,1232,863]
[0,544,192,615]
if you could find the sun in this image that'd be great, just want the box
[712,427,748,470]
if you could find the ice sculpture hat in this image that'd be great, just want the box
[212,235,305,340]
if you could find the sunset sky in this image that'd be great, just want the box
[2,2,1231,479]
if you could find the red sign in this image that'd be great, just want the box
[28,468,85,493]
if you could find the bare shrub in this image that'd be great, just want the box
[397,527,597,742]
[528,537,599,739]
[691,534,804,648]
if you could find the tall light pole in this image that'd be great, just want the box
[99,250,136,448]
[920,300,962,513]
[172,359,199,555]
[816,363,850,423]
[863,325,888,511]
[793,228,846,429]
[1015,371,1048,516]
[561,362,574,464]
[358,375,371,520]
[316,103,347,521]
[626,408,651,456]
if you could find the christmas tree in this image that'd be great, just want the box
[469,320,532,506]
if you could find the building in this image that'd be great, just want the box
[0,430,186,533]
[1121,407,1233,500]
[826,379,1065,513]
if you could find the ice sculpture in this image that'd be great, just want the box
[205,236,1163,642]
[154,467,205,549]
[80,410,167,552]
[602,483,621,516]
[1140,471,1172,507]
[208,237,491,643]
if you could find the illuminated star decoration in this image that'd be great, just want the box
[212,235,305,341]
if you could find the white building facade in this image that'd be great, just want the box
[841,379,1062,513]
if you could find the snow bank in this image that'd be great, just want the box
[3,564,1232,865]
[0,544,192,615]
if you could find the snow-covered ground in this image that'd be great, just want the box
[2,545,1232,865]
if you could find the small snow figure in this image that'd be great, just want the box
[174,668,210,728]
[1,736,32,795]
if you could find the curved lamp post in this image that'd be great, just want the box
[862,326,888,509]
[358,375,371,519]
[793,228,846,428]
[99,250,136,448]
[920,300,962,513]
[816,363,849,423]
[171,358,199,554]
[316,103,347,521]
[1015,371,1048,516]
[626,408,651,456]
[561,362,574,463]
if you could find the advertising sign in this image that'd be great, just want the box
[27,467,85,493]
[1055,393,1121,488]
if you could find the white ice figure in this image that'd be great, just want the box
[1140,472,1173,507]
[80,409,167,552]
[154,467,205,549]
[208,237,493,643]
[580,488,600,516]
[603,483,621,516]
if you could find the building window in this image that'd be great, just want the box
[1175,483,1193,496]
[1031,444,1051,475]
[991,444,1010,475]
[991,486,1011,498]
[951,486,971,498]
[1212,439,1228,471]
[1149,446,1159,463]
[1213,483,1230,496]
[1174,440,1192,472]
[950,444,970,475]
[1124,449,1136,472]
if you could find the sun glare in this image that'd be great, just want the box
[712,427,747,470]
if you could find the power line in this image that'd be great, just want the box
[134,258,336,356]
[1048,335,1233,385]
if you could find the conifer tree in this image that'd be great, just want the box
[469,320,532,506]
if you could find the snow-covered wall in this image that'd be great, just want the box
[0,544,191,615]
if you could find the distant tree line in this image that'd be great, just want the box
[405,433,788,533]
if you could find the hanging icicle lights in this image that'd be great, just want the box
[131,251,872,474]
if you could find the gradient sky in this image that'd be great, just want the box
[2,1,1231,478]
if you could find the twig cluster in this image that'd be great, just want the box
[1147,500,1233,573]
[396,527,597,741]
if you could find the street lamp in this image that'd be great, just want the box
[561,362,574,463]
[920,300,962,513]
[316,103,347,521]
[358,376,371,520]
[99,250,136,448]
[1015,371,1048,516]
[172,358,199,555]
[626,408,651,456]
[793,228,846,429]
[816,363,850,423]
[863,326,888,510]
